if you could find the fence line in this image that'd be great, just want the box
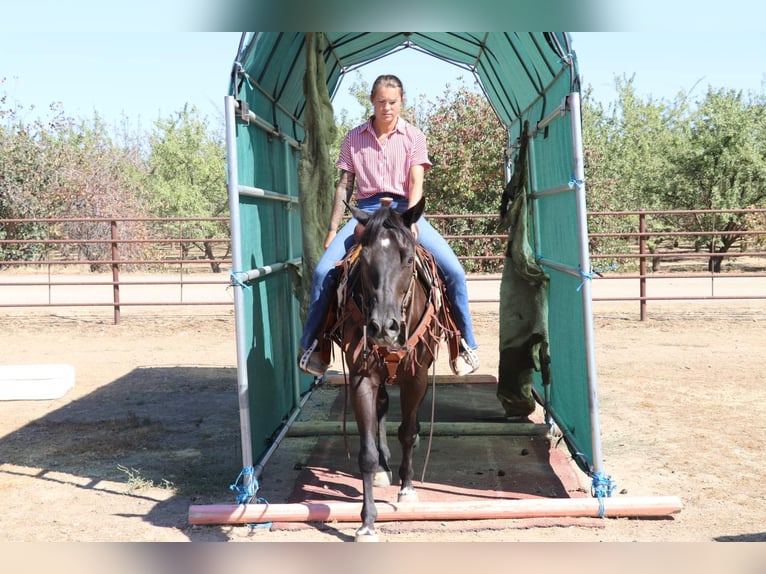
[2,210,765,323]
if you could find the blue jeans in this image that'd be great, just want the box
[300,195,477,351]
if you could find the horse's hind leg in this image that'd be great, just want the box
[373,384,392,487]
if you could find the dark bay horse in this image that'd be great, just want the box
[336,197,447,542]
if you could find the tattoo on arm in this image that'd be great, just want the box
[329,170,355,232]
[339,170,355,201]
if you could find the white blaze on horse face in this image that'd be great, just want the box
[379,237,391,249]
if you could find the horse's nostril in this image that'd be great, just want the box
[386,319,399,335]
[367,319,380,339]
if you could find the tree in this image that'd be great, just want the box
[664,88,766,271]
[419,83,507,271]
[144,105,228,271]
[0,94,52,263]
[44,113,151,269]
[0,88,148,267]
[582,75,708,270]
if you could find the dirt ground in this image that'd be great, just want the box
[0,297,765,545]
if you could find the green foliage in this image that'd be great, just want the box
[0,91,61,262]
[582,75,766,271]
[1,83,229,271]
[144,105,229,269]
[145,105,226,219]
[1,81,155,267]
[419,83,507,271]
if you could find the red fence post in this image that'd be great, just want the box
[111,219,121,325]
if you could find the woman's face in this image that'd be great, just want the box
[371,85,402,124]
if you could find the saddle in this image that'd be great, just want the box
[315,242,462,381]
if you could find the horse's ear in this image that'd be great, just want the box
[345,201,370,225]
[402,197,425,228]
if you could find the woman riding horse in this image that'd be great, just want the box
[298,73,479,378]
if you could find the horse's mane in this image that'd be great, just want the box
[359,206,415,250]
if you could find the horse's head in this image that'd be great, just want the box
[346,197,425,350]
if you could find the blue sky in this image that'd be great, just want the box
[1,32,764,132]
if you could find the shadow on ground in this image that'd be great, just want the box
[0,366,242,541]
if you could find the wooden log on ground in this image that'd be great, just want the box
[286,420,549,437]
[324,373,498,385]
[188,496,683,525]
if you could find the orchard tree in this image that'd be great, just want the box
[0,90,147,266]
[0,95,53,262]
[45,112,149,269]
[664,87,766,270]
[419,83,507,271]
[145,105,228,270]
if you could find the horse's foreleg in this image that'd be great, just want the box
[352,378,380,542]
[374,384,392,487]
[397,377,428,503]
[396,419,420,502]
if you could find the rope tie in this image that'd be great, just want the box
[577,264,619,291]
[568,177,584,190]
[230,466,272,528]
[230,466,257,504]
[590,471,617,518]
[229,270,251,290]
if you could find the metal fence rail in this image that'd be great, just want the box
[0,217,232,324]
[2,210,765,323]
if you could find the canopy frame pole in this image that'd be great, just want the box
[282,137,302,411]
[225,95,255,493]
[568,90,605,479]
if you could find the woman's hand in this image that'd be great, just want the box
[324,229,337,249]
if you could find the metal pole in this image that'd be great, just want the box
[568,91,605,478]
[283,139,302,411]
[110,219,120,325]
[225,95,255,483]
[639,212,647,321]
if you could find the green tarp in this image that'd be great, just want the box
[227,32,601,477]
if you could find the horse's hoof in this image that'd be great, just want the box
[373,470,392,487]
[354,526,379,542]
[397,487,418,503]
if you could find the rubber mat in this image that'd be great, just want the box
[276,381,601,531]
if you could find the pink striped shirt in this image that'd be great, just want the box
[336,117,432,201]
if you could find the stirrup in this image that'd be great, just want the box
[450,338,479,376]
[298,339,329,376]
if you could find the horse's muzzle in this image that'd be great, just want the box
[367,317,405,350]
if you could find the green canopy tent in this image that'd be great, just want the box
[223,32,611,504]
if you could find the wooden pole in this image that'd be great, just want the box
[188,496,683,525]
[286,421,549,437]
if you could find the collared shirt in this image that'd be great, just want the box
[336,117,432,201]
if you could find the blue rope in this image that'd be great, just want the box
[229,270,251,290]
[230,466,257,504]
[577,263,619,291]
[229,467,273,529]
[590,471,617,518]
[568,176,584,190]
[248,496,273,530]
